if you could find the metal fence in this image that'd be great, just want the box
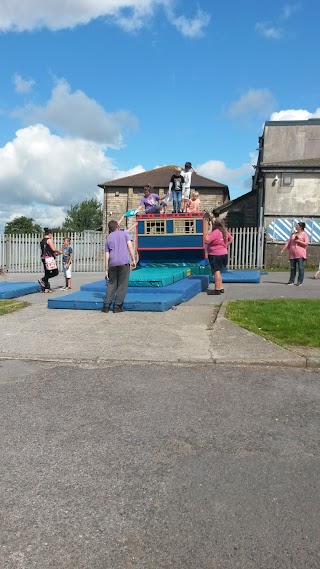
[0,227,265,273]
[0,232,105,273]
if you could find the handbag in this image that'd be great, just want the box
[44,256,57,271]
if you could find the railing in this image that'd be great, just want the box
[0,232,105,273]
[228,226,264,269]
[0,226,264,272]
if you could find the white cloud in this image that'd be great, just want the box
[0,124,144,231]
[0,0,210,37]
[255,22,283,39]
[197,158,254,198]
[14,78,138,146]
[270,108,320,121]
[13,73,35,94]
[282,3,300,19]
[1,204,67,232]
[168,8,211,38]
[227,89,277,119]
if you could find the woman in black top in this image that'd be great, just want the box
[38,228,61,293]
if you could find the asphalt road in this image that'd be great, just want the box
[0,360,319,568]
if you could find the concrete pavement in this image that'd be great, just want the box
[0,271,320,369]
[1,361,319,568]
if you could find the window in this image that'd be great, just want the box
[174,220,195,234]
[281,174,294,187]
[145,220,165,235]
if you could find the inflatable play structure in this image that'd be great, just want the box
[0,212,261,311]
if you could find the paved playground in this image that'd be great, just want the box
[1,272,320,569]
[1,271,320,368]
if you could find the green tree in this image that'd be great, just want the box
[4,216,42,234]
[63,198,102,232]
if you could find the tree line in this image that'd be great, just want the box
[4,199,103,234]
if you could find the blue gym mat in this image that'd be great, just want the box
[48,290,183,312]
[81,275,209,300]
[48,276,209,311]
[0,281,42,299]
[210,270,261,283]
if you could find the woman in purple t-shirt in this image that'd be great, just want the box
[138,184,166,214]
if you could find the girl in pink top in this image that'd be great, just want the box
[186,191,201,213]
[205,219,233,295]
[279,221,309,286]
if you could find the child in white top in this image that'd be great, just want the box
[181,161,197,211]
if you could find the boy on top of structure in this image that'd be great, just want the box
[168,166,185,213]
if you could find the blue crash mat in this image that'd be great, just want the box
[210,270,261,283]
[48,290,183,312]
[48,276,208,311]
[81,275,208,301]
[0,281,42,299]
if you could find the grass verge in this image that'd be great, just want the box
[226,299,320,348]
[0,299,30,316]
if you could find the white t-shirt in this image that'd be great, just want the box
[181,169,193,198]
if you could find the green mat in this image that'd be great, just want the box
[136,263,212,276]
[129,267,191,287]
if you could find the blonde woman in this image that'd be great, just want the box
[186,191,201,213]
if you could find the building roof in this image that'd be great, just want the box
[98,164,229,194]
[265,119,320,127]
[261,158,320,168]
[213,190,257,214]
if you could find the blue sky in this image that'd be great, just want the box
[0,0,319,230]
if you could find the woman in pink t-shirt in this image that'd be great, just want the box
[205,219,233,295]
[279,221,309,286]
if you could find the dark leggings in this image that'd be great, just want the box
[42,260,59,290]
[104,264,130,309]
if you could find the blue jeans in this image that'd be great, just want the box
[289,258,305,284]
[172,191,182,213]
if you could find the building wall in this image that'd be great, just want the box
[264,172,320,217]
[265,242,320,268]
[263,123,320,162]
[221,192,258,227]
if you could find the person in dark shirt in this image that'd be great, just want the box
[38,228,61,293]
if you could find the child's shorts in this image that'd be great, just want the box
[63,264,72,279]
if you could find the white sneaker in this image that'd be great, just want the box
[286,282,294,286]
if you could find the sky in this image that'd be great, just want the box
[0,0,319,231]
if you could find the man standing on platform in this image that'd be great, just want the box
[102,220,136,313]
